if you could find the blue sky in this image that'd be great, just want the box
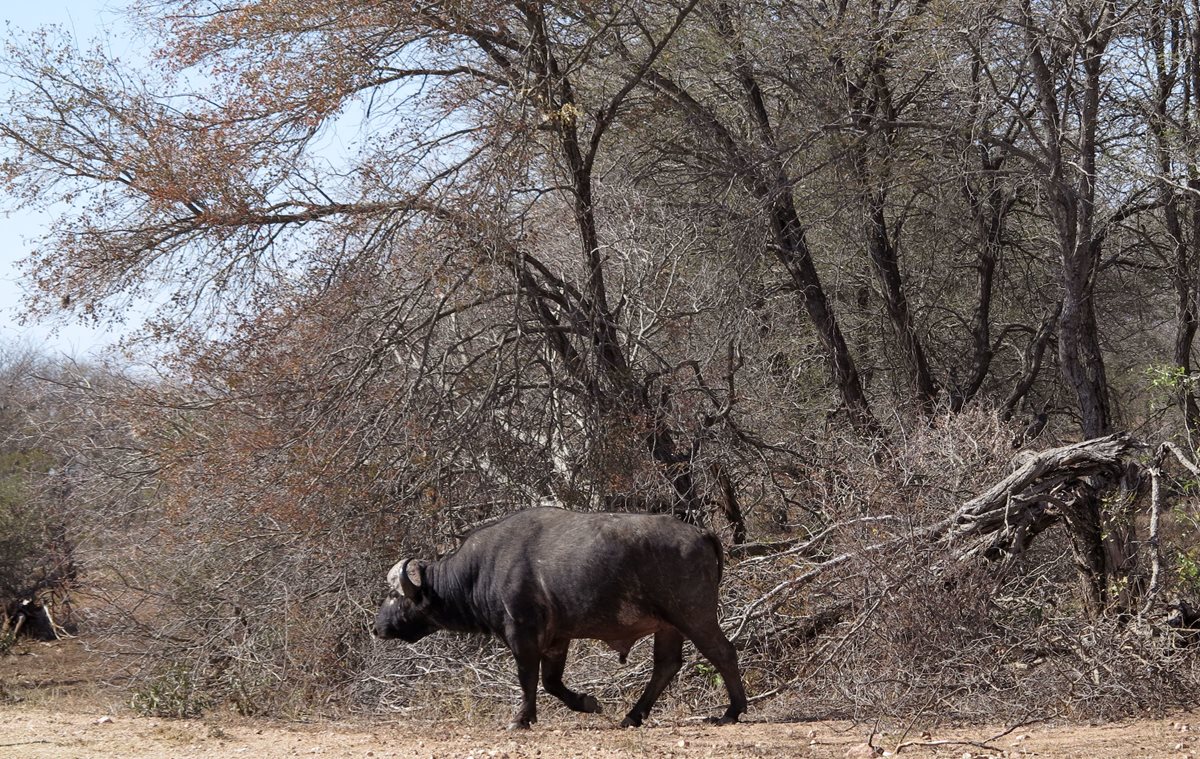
[1,2,130,358]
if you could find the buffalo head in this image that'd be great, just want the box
[373,559,436,642]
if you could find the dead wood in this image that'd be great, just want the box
[746,435,1144,585]
[933,433,1143,559]
[732,434,1152,651]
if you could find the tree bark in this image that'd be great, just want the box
[1022,0,1115,439]
[711,2,878,432]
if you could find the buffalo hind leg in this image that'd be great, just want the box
[508,643,541,729]
[541,639,601,714]
[677,620,746,725]
[620,628,684,728]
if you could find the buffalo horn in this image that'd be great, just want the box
[387,558,424,599]
[386,559,410,593]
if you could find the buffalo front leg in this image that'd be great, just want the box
[541,639,601,714]
[620,628,684,728]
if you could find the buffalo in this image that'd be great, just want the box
[374,507,747,729]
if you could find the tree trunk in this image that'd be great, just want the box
[861,189,938,411]
[710,2,879,433]
[1023,0,1115,438]
[771,196,878,432]
[1058,266,1112,438]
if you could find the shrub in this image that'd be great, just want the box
[130,664,209,718]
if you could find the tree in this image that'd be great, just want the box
[6,0,1200,718]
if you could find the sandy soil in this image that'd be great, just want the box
[2,639,1197,758]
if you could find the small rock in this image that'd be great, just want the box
[677,740,688,748]
[962,753,974,759]
[920,731,931,740]
[807,729,817,739]
[96,716,113,725]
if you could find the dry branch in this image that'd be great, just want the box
[934,433,1143,557]
[740,436,1142,584]
[731,435,1149,651]
[1142,457,1165,620]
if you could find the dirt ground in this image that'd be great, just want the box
[2,639,1197,759]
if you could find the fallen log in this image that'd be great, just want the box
[935,433,1141,553]
[730,434,1152,639]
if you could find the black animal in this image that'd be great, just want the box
[1168,599,1200,645]
[374,508,747,729]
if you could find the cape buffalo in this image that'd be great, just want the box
[374,507,747,729]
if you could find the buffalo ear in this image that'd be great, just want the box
[387,558,426,600]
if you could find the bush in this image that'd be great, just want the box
[130,664,209,718]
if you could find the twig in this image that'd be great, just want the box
[896,737,1003,753]
[867,716,882,753]
[1160,441,1200,477]
[736,516,899,565]
[890,697,934,753]
[43,603,74,640]
[1141,454,1165,620]
[895,715,1049,754]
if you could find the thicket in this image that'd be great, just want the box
[2,0,1200,725]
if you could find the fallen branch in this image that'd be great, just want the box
[730,435,1148,644]
[1160,441,1200,477]
[922,434,1144,567]
[894,715,1050,754]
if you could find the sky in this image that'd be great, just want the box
[0,1,130,358]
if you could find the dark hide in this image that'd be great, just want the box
[1167,599,1200,645]
[3,599,60,642]
[374,508,746,729]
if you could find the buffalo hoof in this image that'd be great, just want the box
[618,714,643,728]
[704,712,741,726]
[506,720,533,731]
[580,695,602,714]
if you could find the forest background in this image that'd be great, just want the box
[3,0,1200,724]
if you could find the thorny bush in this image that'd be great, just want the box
[45,391,1200,724]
